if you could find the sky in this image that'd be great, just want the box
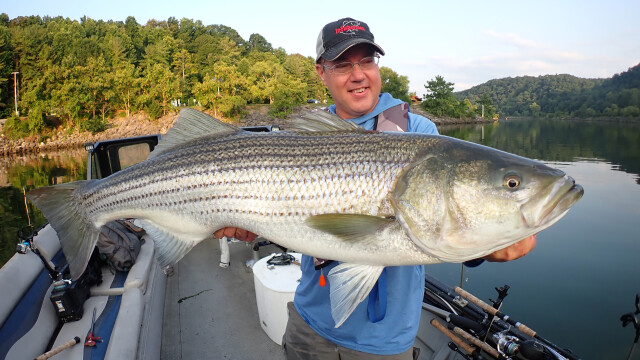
[4,0,640,95]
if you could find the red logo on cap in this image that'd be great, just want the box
[335,20,365,34]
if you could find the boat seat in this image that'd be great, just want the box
[32,224,62,265]
[0,251,48,330]
[0,224,62,328]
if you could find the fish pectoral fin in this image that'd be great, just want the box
[327,263,385,328]
[135,220,202,268]
[306,214,395,242]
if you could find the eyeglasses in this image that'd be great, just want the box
[322,55,380,74]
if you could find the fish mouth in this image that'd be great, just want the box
[523,176,584,228]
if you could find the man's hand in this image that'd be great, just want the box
[483,235,537,262]
[214,227,257,242]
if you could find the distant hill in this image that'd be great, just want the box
[455,63,640,118]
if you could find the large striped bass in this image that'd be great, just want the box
[27,108,583,327]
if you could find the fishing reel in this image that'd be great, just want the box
[493,330,566,360]
[620,293,640,356]
[15,225,35,254]
[493,331,520,358]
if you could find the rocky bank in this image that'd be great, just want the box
[0,105,489,156]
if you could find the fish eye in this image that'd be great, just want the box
[504,174,521,189]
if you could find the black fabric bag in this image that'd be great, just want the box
[97,219,145,271]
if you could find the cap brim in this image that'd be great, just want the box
[320,38,385,62]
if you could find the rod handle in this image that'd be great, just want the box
[430,318,476,355]
[454,286,537,337]
[454,286,498,315]
[35,336,80,360]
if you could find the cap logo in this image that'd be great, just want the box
[335,20,365,36]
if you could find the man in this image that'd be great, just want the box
[215,17,536,359]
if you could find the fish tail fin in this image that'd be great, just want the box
[27,181,100,280]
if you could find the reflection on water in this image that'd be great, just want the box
[1,119,639,358]
[440,119,640,184]
[435,119,640,359]
[0,150,87,266]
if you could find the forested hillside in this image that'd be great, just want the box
[0,14,330,136]
[456,63,640,118]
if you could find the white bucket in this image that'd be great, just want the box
[252,253,301,345]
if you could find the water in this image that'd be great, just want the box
[432,119,640,359]
[1,118,639,358]
[0,150,87,265]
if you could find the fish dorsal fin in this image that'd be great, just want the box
[148,108,240,160]
[289,110,365,132]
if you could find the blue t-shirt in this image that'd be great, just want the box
[293,93,438,355]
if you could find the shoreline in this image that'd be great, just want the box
[0,105,490,157]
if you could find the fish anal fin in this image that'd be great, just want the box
[328,263,385,327]
[134,219,202,268]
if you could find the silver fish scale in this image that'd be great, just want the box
[81,131,440,229]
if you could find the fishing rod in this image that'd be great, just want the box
[431,317,491,359]
[34,336,81,360]
[453,286,579,360]
[426,298,562,360]
[454,286,536,338]
[424,275,581,359]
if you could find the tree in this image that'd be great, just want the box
[248,59,282,104]
[110,61,140,116]
[422,75,458,117]
[194,61,247,118]
[476,93,496,119]
[0,25,12,117]
[247,33,272,53]
[379,66,411,103]
[269,76,306,118]
[139,63,181,118]
[529,102,541,117]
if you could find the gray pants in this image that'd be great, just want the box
[282,302,416,360]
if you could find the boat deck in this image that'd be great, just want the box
[159,238,464,360]
[161,238,285,359]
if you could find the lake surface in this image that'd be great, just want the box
[1,118,639,359]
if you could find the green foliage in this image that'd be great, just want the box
[27,104,45,134]
[422,75,453,116]
[380,66,411,103]
[145,102,163,120]
[247,33,273,53]
[80,116,107,134]
[1,14,349,130]
[422,75,475,119]
[455,63,640,118]
[2,115,29,139]
[268,78,306,118]
[475,93,497,119]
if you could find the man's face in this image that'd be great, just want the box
[316,44,382,119]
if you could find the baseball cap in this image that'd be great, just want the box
[315,17,385,62]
